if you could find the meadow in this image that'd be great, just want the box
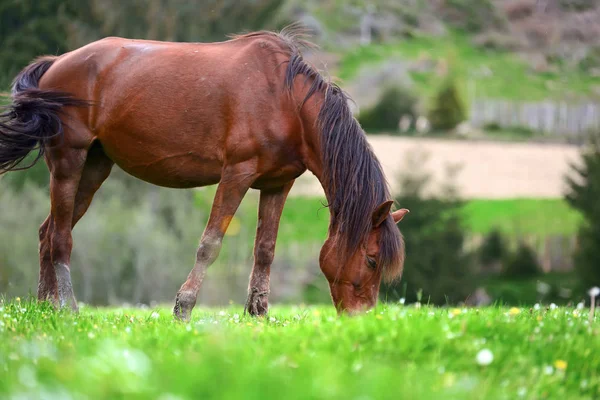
[0,299,598,399]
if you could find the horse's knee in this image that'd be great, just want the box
[195,237,222,265]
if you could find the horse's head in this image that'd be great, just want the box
[319,200,408,315]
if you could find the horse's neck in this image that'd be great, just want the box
[299,93,328,199]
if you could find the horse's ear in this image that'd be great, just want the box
[391,208,409,223]
[372,200,394,228]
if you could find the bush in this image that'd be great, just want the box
[478,229,507,268]
[503,242,541,279]
[381,151,474,305]
[579,46,600,73]
[427,76,467,131]
[558,0,599,11]
[565,133,600,288]
[439,0,505,33]
[358,85,418,134]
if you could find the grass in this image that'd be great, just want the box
[1,299,599,399]
[337,32,600,102]
[462,198,582,236]
[223,195,582,249]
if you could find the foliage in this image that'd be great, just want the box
[439,0,505,33]
[482,272,581,306]
[558,0,599,11]
[0,0,287,88]
[1,300,598,399]
[478,229,507,267]
[0,0,81,88]
[579,46,600,73]
[565,133,600,288]
[357,85,418,133]
[503,242,541,279]
[381,151,474,305]
[427,74,467,131]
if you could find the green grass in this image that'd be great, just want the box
[228,195,581,248]
[337,32,600,102]
[462,198,583,236]
[1,299,599,399]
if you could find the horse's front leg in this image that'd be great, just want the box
[173,167,257,321]
[244,181,294,317]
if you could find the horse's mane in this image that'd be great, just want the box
[232,25,404,282]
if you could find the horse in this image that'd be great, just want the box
[0,26,408,320]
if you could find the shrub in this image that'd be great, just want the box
[565,133,600,288]
[427,76,467,131]
[579,47,600,73]
[558,0,599,11]
[503,242,541,279]
[439,0,505,33]
[358,85,418,134]
[479,229,507,268]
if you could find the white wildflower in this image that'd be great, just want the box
[543,365,554,375]
[476,349,493,366]
[533,303,541,310]
[550,303,557,310]
[150,312,159,319]
[577,302,585,310]
[589,287,600,297]
[399,298,406,305]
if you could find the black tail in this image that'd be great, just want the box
[0,56,89,174]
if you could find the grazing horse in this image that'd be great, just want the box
[0,26,408,319]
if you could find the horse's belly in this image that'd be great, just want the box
[99,137,222,188]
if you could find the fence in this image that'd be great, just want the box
[470,98,600,139]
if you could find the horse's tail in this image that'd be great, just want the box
[0,56,89,174]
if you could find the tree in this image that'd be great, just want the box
[381,150,474,305]
[503,242,541,279]
[427,75,467,131]
[565,134,600,288]
[357,85,418,133]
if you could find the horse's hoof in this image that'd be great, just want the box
[173,291,195,322]
[244,289,269,317]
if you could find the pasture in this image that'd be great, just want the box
[1,299,598,400]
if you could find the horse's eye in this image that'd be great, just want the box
[366,256,377,269]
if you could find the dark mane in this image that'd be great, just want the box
[243,25,404,282]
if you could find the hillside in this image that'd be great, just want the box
[289,0,600,111]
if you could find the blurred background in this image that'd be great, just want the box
[1,0,600,308]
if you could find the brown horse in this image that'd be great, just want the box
[0,26,408,319]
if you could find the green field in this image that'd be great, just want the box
[337,33,600,102]
[257,196,581,248]
[0,299,598,399]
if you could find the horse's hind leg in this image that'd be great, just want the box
[174,165,257,321]
[38,143,113,308]
[244,181,294,316]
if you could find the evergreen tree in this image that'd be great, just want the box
[565,134,600,288]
